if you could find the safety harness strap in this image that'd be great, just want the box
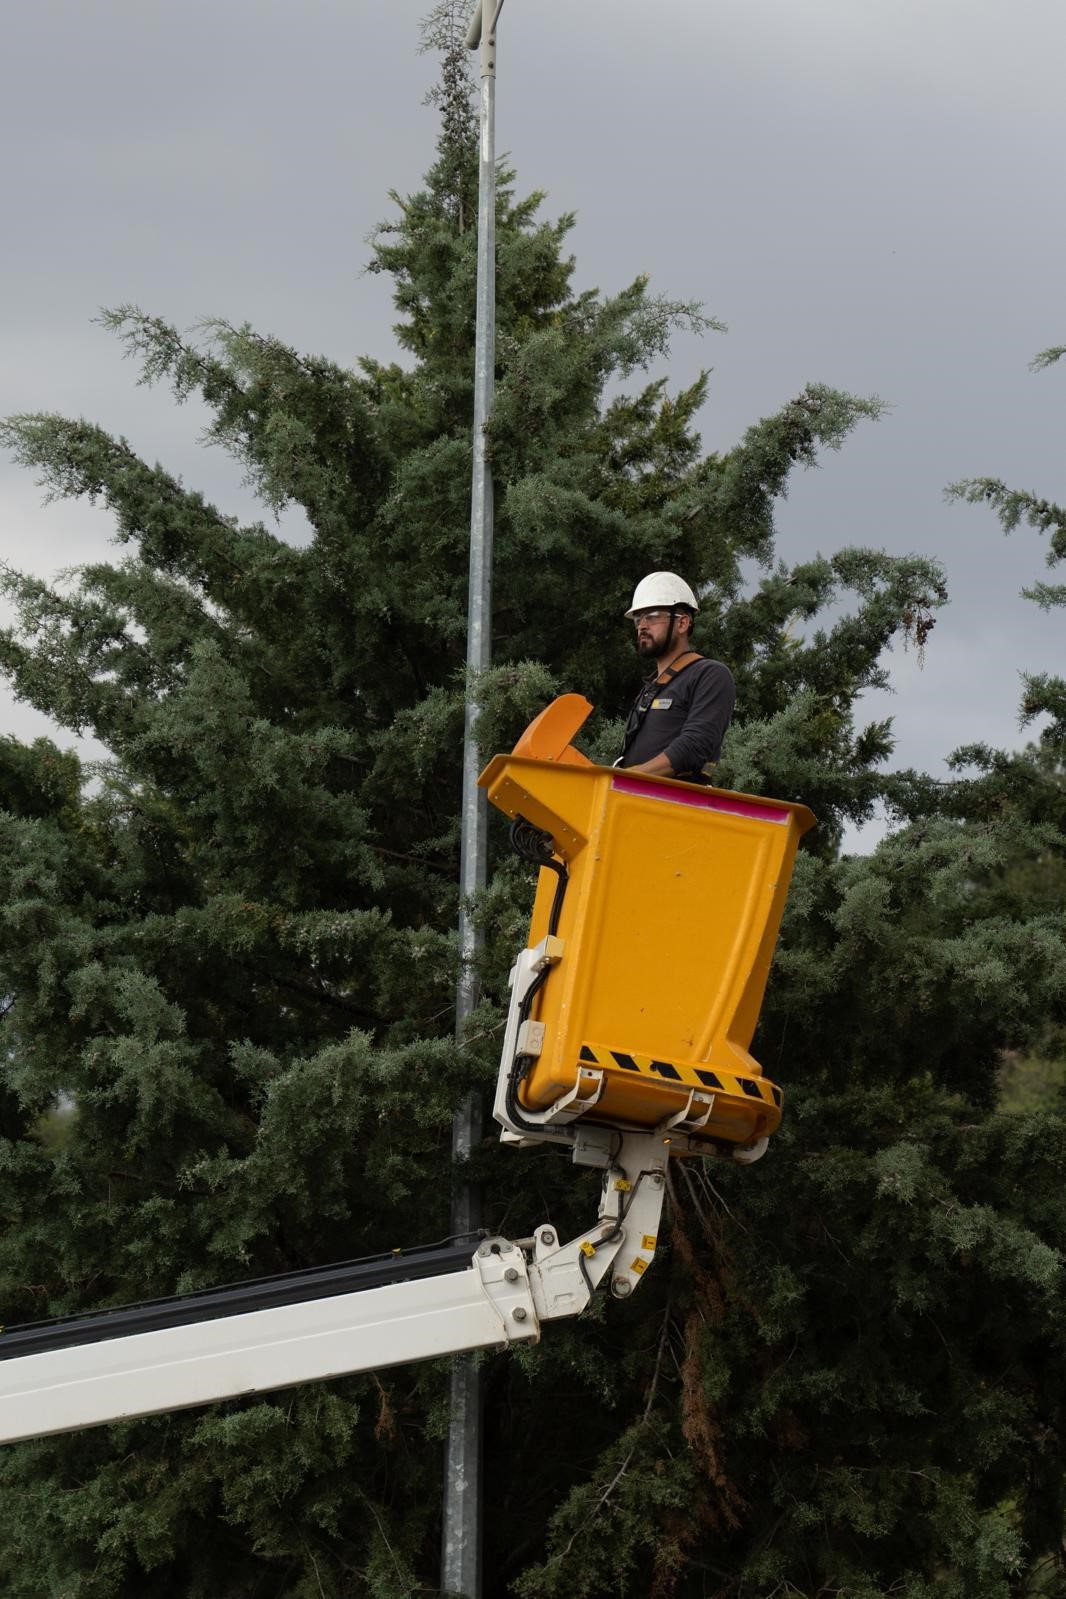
[620,651,705,763]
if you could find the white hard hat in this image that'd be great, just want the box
[624,572,699,619]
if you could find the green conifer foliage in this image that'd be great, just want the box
[0,18,1063,1599]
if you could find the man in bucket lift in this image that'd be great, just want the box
[617,572,735,784]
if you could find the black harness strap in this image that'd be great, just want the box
[620,651,704,764]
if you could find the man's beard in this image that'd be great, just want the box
[636,618,674,659]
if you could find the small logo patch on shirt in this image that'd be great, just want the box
[650,698,673,709]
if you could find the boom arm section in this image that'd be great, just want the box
[0,1129,670,1446]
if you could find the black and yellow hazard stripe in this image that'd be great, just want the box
[578,1042,782,1109]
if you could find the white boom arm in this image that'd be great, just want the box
[0,1130,670,1446]
[0,1243,535,1446]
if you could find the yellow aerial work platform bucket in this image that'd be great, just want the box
[481,696,815,1155]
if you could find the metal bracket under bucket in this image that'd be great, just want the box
[656,1089,715,1137]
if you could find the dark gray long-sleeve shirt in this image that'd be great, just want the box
[621,656,736,779]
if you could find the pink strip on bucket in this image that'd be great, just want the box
[611,773,789,824]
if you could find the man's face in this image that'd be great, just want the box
[633,608,676,658]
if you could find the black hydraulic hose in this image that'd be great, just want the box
[508,817,567,935]
[505,817,568,1133]
[505,964,551,1132]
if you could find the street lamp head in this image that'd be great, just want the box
[466,0,504,51]
[465,1,483,49]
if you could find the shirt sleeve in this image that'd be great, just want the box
[663,661,736,774]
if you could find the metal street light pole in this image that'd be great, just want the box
[443,3,504,1595]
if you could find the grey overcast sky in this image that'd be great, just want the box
[2,0,1063,848]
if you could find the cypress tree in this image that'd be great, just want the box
[0,19,1062,1599]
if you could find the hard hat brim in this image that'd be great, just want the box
[623,601,699,620]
